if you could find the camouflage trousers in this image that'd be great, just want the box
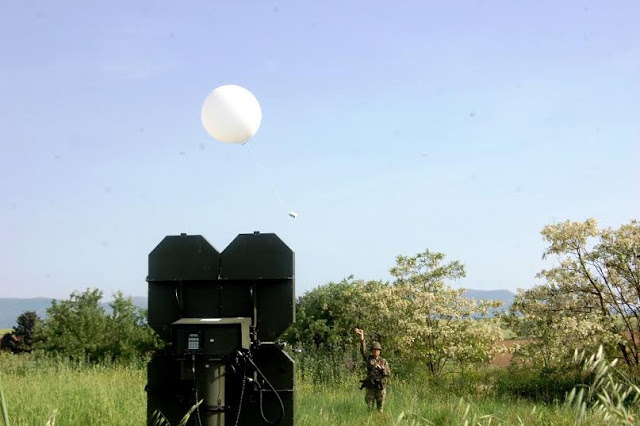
[365,387,386,411]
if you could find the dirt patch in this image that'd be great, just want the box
[491,339,530,367]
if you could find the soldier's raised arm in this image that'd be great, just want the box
[355,327,367,361]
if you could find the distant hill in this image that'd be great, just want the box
[0,298,53,330]
[462,289,516,312]
[0,297,147,329]
[0,290,515,328]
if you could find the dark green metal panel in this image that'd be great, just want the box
[256,280,295,341]
[220,233,293,279]
[182,282,221,318]
[148,283,182,341]
[148,234,220,281]
[252,343,295,390]
[148,234,220,341]
[237,344,295,426]
[220,232,295,341]
[219,282,252,318]
[146,351,192,426]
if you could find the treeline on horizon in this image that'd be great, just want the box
[3,218,640,403]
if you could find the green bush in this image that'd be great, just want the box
[294,348,361,387]
[494,365,582,402]
[35,289,162,363]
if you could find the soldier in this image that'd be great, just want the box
[355,327,390,412]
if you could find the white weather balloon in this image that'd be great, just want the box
[201,85,262,144]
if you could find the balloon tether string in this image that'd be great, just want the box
[246,144,288,212]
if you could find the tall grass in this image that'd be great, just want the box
[295,378,608,426]
[0,350,632,425]
[565,346,640,425]
[1,375,11,426]
[0,352,145,425]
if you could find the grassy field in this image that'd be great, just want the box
[295,381,607,426]
[0,353,612,426]
[1,354,144,425]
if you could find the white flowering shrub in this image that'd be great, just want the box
[505,219,640,371]
[351,249,503,376]
[505,285,619,369]
[285,250,504,378]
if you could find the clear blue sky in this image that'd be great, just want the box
[1,0,638,300]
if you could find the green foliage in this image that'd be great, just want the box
[390,249,466,290]
[12,311,42,353]
[502,286,618,370]
[359,249,503,376]
[35,289,107,361]
[35,289,161,362]
[284,276,382,351]
[286,249,504,378]
[493,365,582,403]
[1,313,42,354]
[292,348,361,386]
[106,291,162,361]
[504,219,640,370]
[566,346,640,425]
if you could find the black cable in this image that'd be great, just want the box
[246,356,285,425]
[175,283,184,313]
[234,358,247,426]
[192,355,203,426]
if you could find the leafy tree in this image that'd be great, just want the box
[285,249,503,377]
[12,311,42,353]
[0,311,42,353]
[505,219,640,370]
[357,249,503,375]
[36,288,160,362]
[36,289,108,361]
[504,285,617,369]
[282,278,385,382]
[283,277,384,351]
[106,292,161,362]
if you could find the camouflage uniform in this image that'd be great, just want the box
[360,339,390,412]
